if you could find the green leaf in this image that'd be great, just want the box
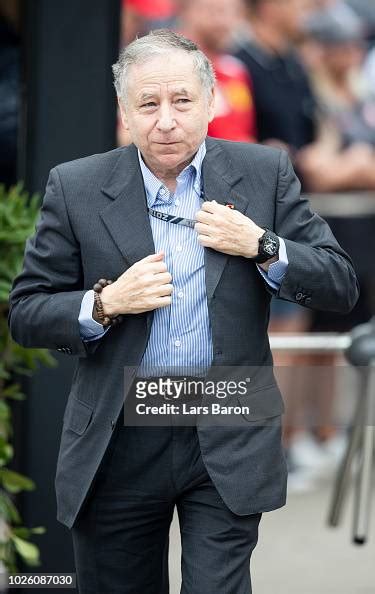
[0,401,10,421]
[0,367,10,380]
[10,534,40,566]
[1,384,25,401]
[0,469,35,494]
[11,527,30,539]
[29,526,46,535]
[0,439,14,465]
[0,491,21,523]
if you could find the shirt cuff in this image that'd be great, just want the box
[256,237,288,290]
[78,290,109,341]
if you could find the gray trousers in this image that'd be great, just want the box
[71,413,261,593]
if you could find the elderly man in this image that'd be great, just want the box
[9,30,358,594]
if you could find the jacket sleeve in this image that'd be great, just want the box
[273,150,360,313]
[8,167,97,357]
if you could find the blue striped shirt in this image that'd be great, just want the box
[78,141,288,376]
[137,142,211,376]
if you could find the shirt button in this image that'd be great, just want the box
[178,291,184,299]
[176,245,183,252]
[159,187,166,195]
[175,199,180,206]
[175,340,181,347]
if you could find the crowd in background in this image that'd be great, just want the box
[120,0,375,199]
[119,0,375,492]
[118,0,375,330]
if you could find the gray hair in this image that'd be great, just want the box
[112,29,216,103]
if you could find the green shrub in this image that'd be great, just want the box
[0,183,56,572]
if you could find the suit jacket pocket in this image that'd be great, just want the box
[237,384,285,423]
[63,396,94,436]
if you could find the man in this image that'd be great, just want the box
[235,0,316,160]
[8,30,358,594]
[234,0,325,482]
[177,0,257,142]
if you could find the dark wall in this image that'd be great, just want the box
[16,0,120,586]
[20,0,120,190]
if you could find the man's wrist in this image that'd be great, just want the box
[100,284,118,317]
[243,224,264,258]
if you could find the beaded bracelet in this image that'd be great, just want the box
[93,278,123,327]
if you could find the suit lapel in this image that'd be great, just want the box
[100,144,155,266]
[99,139,250,303]
[202,138,245,301]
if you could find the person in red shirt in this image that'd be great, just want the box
[177,0,257,142]
[121,0,176,46]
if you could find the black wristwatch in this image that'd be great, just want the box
[252,228,280,264]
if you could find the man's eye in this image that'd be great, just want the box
[141,102,156,108]
[176,98,190,104]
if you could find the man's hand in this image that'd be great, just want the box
[98,252,173,316]
[195,201,264,259]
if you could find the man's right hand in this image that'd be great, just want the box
[98,252,173,316]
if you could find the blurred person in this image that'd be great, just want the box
[235,0,317,163]
[297,3,375,191]
[297,2,375,193]
[297,2,375,462]
[297,2,375,327]
[234,0,327,489]
[8,29,358,593]
[121,0,176,46]
[119,0,258,145]
[177,0,256,142]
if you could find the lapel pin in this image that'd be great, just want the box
[225,203,235,209]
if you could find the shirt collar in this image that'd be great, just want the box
[137,140,206,207]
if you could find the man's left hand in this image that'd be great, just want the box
[195,200,264,259]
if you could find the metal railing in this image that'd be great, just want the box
[269,332,351,353]
[269,324,375,546]
[304,191,375,218]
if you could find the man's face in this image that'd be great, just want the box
[269,0,314,40]
[184,0,243,52]
[118,51,215,177]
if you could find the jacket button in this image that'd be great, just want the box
[295,292,304,301]
[110,419,115,430]
[305,297,312,306]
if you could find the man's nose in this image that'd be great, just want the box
[156,104,176,132]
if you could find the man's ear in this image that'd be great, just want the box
[207,87,216,123]
[117,96,129,130]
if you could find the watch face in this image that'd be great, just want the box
[263,235,278,256]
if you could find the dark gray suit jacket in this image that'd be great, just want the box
[8,138,359,529]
